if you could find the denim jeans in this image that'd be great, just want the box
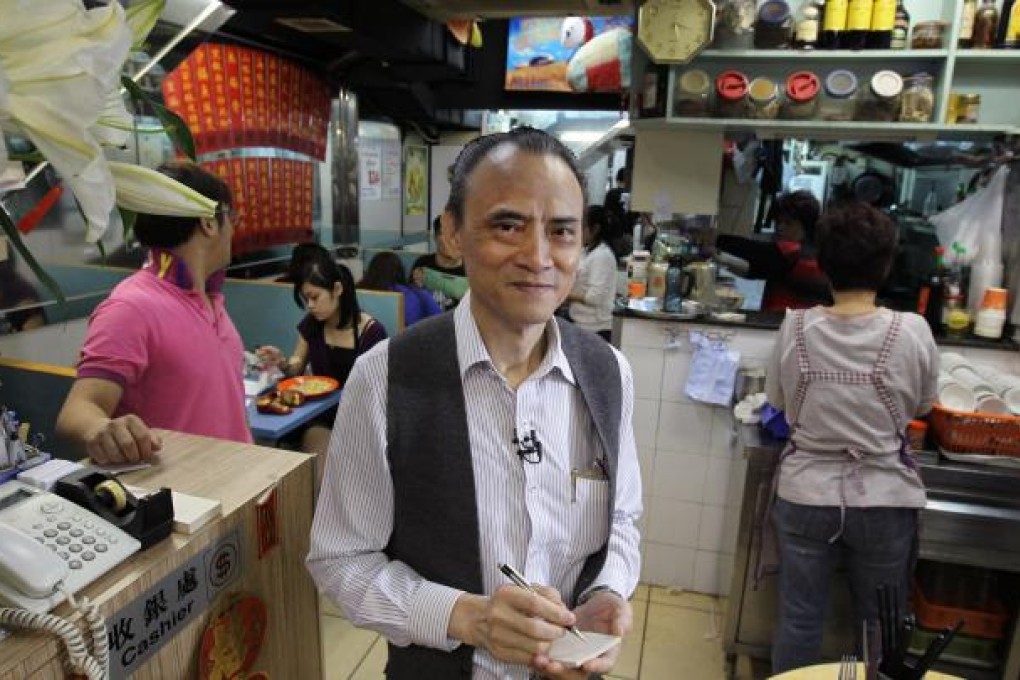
[771,497,917,674]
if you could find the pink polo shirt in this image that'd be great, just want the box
[77,267,251,444]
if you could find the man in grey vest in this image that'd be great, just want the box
[307,127,642,679]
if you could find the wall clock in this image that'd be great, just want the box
[637,0,716,64]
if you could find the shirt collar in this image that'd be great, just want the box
[454,291,576,386]
[143,248,225,295]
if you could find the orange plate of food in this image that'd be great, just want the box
[278,375,340,400]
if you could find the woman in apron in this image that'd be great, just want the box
[764,202,939,673]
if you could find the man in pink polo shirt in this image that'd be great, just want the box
[57,162,251,465]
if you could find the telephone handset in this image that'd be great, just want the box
[0,480,140,613]
[0,523,68,599]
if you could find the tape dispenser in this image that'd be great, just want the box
[53,469,174,549]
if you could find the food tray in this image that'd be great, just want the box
[929,404,1020,458]
[913,580,1009,641]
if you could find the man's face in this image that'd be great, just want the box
[450,145,584,334]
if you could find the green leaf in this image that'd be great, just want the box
[119,207,137,243]
[6,152,46,163]
[121,76,196,160]
[0,206,66,313]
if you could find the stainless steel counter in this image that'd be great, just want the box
[723,426,1020,679]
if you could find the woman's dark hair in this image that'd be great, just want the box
[295,256,361,329]
[281,243,327,284]
[773,190,821,245]
[445,126,586,223]
[133,161,233,248]
[584,205,616,252]
[816,201,897,292]
[360,252,407,291]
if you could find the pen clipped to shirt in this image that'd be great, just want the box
[499,563,587,641]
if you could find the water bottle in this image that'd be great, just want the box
[664,257,685,313]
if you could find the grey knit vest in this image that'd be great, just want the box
[384,312,621,679]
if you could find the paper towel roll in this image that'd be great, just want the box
[967,259,1004,315]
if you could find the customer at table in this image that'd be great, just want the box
[359,251,441,326]
[566,205,618,341]
[765,201,938,673]
[307,127,642,680]
[257,248,386,466]
[57,161,250,464]
[716,190,829,311]
[411,215,467,310]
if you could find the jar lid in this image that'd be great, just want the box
[959,93,982,103]
[786,71,820,102]
[748,77,778,103]
[824,70,858,99]
[758,0,791,24]
[716,70,749,100]
[871,70,904,99]
[914,20,948,31]
[679,69,711,95]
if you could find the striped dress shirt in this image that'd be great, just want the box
[307,293,643,679]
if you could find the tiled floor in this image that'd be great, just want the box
[319,584,730,679]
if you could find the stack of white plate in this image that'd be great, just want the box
[938,352,1020,415]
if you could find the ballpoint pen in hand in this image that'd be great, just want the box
[499,563,587,641]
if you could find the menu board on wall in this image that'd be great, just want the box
[382,143,401,201]
[360,142,382,201]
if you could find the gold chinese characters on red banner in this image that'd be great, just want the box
[162,44,331,159]
[201,157,314,256]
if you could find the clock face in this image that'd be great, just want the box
[637,0,716,64]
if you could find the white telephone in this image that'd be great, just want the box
[0,480,140,613]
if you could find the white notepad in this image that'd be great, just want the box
[548,631,621,668]
[124,485,222,534]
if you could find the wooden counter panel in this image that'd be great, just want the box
[0,432,320,679]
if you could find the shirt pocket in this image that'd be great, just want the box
[568,478,611,561]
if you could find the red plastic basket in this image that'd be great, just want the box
[928,404,1020,458]
[913,580,1009,640]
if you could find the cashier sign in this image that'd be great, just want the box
[105,529,242,679]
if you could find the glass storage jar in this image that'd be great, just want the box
[957,94,982,123]
[912,20,948,48]
[899,72,935,122]
[818,69,859,121]
[755,1,794,48]
[714,0,757,49]
[857,70,903,122]
[673,69,712,117]
[715,70,750,118]
[748,77,781,119]
[780,71,821,119]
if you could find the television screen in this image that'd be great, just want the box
[505,16,634,93]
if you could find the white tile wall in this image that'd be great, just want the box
[620,318,773,595]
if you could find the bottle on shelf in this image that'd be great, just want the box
[973,0,999,49]
[997,0,1020,47]
[639,64,668,118]
[920,246,946,333]
[959,0,978,48]
[794,1,823,49]
[820,0,848,48]
[890,0,910,49]
[867,0,896,48]
[844,0,874,49]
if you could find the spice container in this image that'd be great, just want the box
[781,71,821,119]
[958,94,982,123]
[857,70,903,122]
[912,20,947,48]
[748,77,781,118]
[715,70,750,118]
[714,0,757,50]
[674,69,712,117]
[818,70,858,121]
[899,73,935,123]
[755,1,794,49]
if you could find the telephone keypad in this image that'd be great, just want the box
[69,561,82,570]
[82,552,95,561]
[68,545,82,553]
[55,536,70,545]
[94,545,108,553]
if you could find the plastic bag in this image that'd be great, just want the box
[685,331,740,406]
[930,165,1008,264]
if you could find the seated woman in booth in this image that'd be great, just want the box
[358,251,441,326]
[257,246,386,476]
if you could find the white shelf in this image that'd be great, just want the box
[633,117,1018,141]
[954,49,1020,62]
[696,49,950,61]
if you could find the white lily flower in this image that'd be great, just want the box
[0,0,133,241]
[110,161,216,218]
